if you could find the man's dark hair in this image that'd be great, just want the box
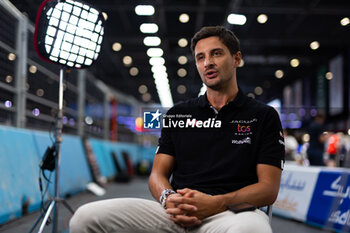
[191,26,240,55]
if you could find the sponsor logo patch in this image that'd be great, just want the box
[232,137,251,144]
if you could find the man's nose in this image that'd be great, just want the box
[204,56,214,68]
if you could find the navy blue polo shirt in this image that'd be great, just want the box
[157,89,285,195]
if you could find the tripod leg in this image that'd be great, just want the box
[27,201,52,233]
[38,200,56,233]
[53,200,58,233]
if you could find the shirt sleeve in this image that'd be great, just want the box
[257,107,285,169]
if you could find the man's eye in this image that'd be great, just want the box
[214,51,221,56]
[197,56,204,61]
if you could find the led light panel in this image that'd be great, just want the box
[34,0,105,68]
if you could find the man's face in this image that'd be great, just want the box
[194,36,241,90]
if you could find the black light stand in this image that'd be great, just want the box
[29,68,74,233]
[29,0,105,231]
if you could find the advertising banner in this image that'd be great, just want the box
[274,164,321,221]
[307,170,350,232]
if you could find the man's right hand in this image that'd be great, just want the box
[165,193,202,228]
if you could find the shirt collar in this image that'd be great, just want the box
[198,87,248,108]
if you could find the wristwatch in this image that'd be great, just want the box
[159,189,176,209]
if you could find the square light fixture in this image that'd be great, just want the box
[34,0,105,68]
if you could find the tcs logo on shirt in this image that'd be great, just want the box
[230,118,257,136]
[237,124,250,132]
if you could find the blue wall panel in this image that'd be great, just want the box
[110,142,140,170]
[0,125,156,225]
[89,138,117,178]
[88,139,157,176]
[0,126,42,224]
[139,146,157,161]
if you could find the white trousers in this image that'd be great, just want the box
[69,198,272,233]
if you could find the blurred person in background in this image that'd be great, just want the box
[283,129,301,164]
[325,132,340,167]
[307,113,328,166]
[342,134,350,167]
[326,132,346,167]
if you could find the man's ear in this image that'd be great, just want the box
[234,51,242,68]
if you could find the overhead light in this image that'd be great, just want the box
[154,71,168,81]
[29,65,38,74]
[302,133,310,143]
[5,75,13,83]
[129,67,139,76]
[178,38,188,47]
[340,17,350,26]
[238,59,244,67]
[143,36,161,46]
[177,56,188,65]
[157,91,173,107]
[123,56,132,66]
[148,55,173,107]
[177,68,187,77]
[247,93,255,99]
[227,13,247,25]
[102,12,108,21]
[310,41,320,50]
[177,85,187,94]
[257,14,268,24]
[112,42,122,51]
[152,65,167,73]
[179,13,190,23]
[290,58,300,67]
[254,86,263,95]
[325,72,333,80]
[4,100,12,108]
[142,93,151,102]
[69,118,76,126]
[147,48,163,57]
[140,23,159,33]
[32,108,40,117]
[8,53,16,61]
[275,69,284,79]
[85,116,93,125]
[153,71,173,107]
[135,5,155,16]
[36,89,44,96]
[138,85,148,94]
[34,0,105,68]
[149,57,165,66]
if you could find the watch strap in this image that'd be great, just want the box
[159,189,176,209]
